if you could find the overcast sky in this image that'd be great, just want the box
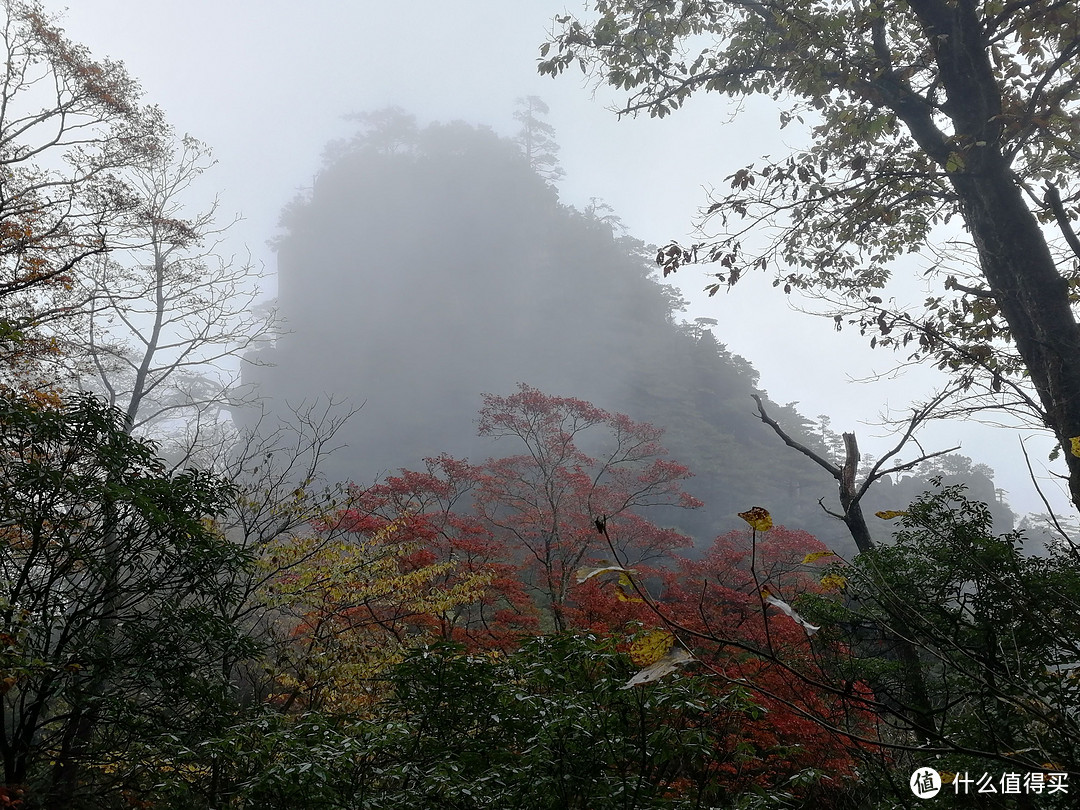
[59,1,1072,518]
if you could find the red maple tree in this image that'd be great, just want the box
[659,527,872,792]
[473,383,701,630]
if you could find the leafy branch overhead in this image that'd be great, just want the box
[542,0,1080,510]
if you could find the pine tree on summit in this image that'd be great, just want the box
[514,95,564,185]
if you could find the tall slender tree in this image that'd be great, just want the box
[61,132,276,449]
[513,95,565,184]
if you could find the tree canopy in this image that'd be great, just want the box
[0,395,254,807]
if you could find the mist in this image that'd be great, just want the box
[238,108,1015,555]
[55,1,1068,521]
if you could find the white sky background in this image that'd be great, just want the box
[59,0,1073,519]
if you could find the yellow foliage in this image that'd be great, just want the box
[801,550,835,564]
[629,629,675,667]
[819,572,847,591]
[622,646,693,689]
[738,506,772,532]
[874,510,907,520]
[614,571,644,602]
[1070,436,1080,458]
[260,518,491,716]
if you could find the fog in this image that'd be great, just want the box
[58,1,1071,520]
[245,111,827,543]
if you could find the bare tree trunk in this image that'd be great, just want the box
[751,395,944,741]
